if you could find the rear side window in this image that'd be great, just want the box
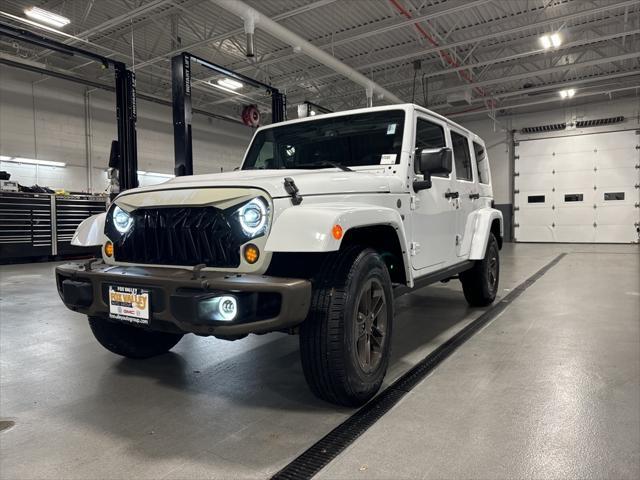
[415,118,446,176]
[451,131,473,181]
[473,142,490,184]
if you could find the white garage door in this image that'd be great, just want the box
[514,130,639,243]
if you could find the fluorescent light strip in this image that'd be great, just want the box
[210,83,242,95]
[217,78,243,90]
[138,170,174,178]
[24,7,70,28]
[1,156,66,167]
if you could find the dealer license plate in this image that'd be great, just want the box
[109,286,150,325]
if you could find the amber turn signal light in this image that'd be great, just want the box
[332,224,343,240]
[243,244,259,264]
[104,241,114,257]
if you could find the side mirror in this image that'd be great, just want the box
[413,147,452,191]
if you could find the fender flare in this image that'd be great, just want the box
[71,212,106,247]
[468,208,503,260]
[265,203,411,284]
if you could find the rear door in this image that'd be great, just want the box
[410,114,457,271]
[449,129,477,258]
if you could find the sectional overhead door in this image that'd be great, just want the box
[514,130,639,243]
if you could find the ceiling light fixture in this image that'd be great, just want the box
[540,32,562,50]
[1,156,66,167]
[217,78,243,90]
[24,7,70,28]
[559,88,576,99]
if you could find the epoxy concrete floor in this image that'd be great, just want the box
[0,243,638,479]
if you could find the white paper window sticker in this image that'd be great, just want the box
[380,154,396,165]
[387,123,397,135]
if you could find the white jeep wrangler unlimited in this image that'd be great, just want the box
[57,104,503,406]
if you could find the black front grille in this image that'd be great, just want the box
[109,207,241,268]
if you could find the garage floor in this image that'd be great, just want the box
[1,243,638,479]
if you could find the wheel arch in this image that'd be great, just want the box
[469,208,504,260]
[72,212,106,247]
[264,204,411,285]
[340,225,409,285]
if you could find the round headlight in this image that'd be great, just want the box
[238,198,269,236]
[113,205,133,234]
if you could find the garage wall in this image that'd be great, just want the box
[0,66,253,193]
[458,96,640,241]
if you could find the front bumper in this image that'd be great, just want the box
[55,260,312,338]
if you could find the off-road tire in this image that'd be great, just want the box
[300,246,394,407]
[460,233,500,307]
[88,317,183,359]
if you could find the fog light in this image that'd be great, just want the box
[104,241,114,257]
[198,295,238,322]
[243,244,260,264]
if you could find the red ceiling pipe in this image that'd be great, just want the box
[388,0,493,102]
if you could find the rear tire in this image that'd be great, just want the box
[460,233,500,307]
[300,246,394,407]
[88,317,183,359]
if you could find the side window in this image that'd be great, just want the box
[415,118,446,176]
[472,141,490,184]
[451,131,473,181]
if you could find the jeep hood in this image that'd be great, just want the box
[124,169,395,198]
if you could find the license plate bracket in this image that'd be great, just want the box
[109,285,150,325]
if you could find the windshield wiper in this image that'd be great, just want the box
[297,160,353,172]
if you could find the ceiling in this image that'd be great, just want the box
[1,0,639,124]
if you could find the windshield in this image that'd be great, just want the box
[242,110,406,170]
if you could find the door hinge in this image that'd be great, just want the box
[410,195,420,210]
[514,223,520,228]
[455,234,461,246]
[514,189,520,194]
[410,242,421,256]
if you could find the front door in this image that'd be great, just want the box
[410,115,458,272]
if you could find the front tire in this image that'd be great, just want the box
[300,246,394,407]
[460,233,500,307]
[89,317,183,359]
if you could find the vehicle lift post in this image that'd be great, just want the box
[171,52,286,177]
[0,23,139,193]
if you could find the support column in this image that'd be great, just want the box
[115,66,138,191]
[172,53,193,176]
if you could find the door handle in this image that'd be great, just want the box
[469,193,480,200]
[445,191,459,199]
